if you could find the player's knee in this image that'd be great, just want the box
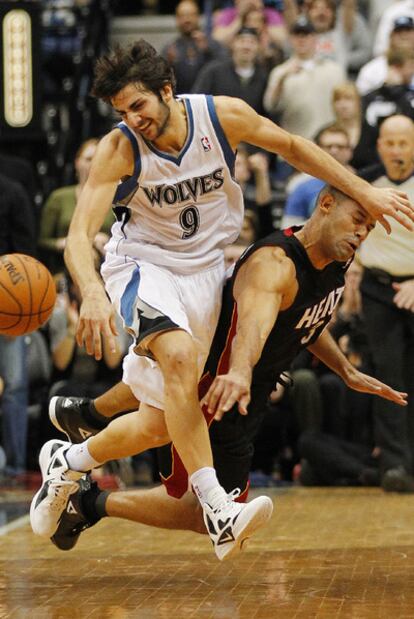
[161,346,197,379]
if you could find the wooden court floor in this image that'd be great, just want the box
[2,486,414,618]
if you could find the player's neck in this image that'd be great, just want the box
[151,98,188,155]
[295,225,332,270]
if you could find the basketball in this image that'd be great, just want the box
[0,254,57,336]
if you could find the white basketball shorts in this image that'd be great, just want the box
[101,254,226,409]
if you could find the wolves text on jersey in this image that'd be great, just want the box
[142,168,224,208]
[295,286,345,330]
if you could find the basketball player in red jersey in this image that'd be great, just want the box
[31,40,413,560]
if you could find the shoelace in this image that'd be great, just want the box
[208,487,242,514]
[47,479,77,512]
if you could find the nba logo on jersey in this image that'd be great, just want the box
[201,136,212,152]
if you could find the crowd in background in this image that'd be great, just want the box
[0,0,413,494]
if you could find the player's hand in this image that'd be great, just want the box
[343,367,407,406]
[392,279,414,312]
[202,371,251,420]
[363,187,413,233]
[76,286,118,360]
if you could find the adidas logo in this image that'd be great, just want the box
[67,500,78,515]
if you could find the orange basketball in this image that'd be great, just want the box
[0,254,57,336]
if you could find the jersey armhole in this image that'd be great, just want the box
[116,122,142,180]
[205,95,236,176]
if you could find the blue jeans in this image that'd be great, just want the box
[0,335,29,474]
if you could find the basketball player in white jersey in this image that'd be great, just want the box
[31,40,414,560]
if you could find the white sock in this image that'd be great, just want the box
[65,439,102,472]
[190,467,226,507]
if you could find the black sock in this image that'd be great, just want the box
[81,484,110,522]
[81,401,110,431]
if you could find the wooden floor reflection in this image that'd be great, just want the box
[2,486,414,618]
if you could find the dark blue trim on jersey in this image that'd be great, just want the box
[113,175,139,204]
[144,98,194,166]
[117,122,142,179]
[206,95,235,175]
[120,266,140,327]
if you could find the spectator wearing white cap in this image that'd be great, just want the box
[357,16,414,95]
[373,0,414,56]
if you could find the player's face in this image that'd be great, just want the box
[111,83,171,141]
[324,199,375,262]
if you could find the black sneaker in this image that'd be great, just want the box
[381,466,414,493]
[51,474,102,551]
[49,396,99,443]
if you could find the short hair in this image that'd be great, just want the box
[313,123,350,147]
[75,137,99,160]
[332,81,360,104]
[317,184,348,205]
[91,39,176,102]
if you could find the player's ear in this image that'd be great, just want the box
[160,84,173,103]
[318,192,336,214]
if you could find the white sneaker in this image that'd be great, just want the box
[30,440,84,538]
[203,488,273,561]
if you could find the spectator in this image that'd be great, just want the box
[162,0,228,94]
[360,47,414,159]
[358,114,414,493]
[234,146,275,238]
[282,124,353,227]
[373,0,414,56]
[192,26,268,115]
[332,82,369,172]
[306,0,371,75]
[357,16,414,96]
[242,7,285,70]
[212,0,286,49]
[0,175,37,482]
[49,272,130,400]
[263,16,345,139]
[38,138,114,274]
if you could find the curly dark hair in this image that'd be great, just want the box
[91,39,176,102]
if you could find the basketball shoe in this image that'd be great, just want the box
[203,488,273,561]
[30,440,84,537]
[49,396,101,443]
[51,475,102,551]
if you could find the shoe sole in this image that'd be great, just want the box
[218,496,274,561]
[49,397,70,441]
[30,440,67,537]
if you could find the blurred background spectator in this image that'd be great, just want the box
[357,16,414,96]
[282,124,353,227]
[193,26,269,115]
[212,0,287,49]
[38,138,113,275]
[305,0,371,77]
[0,176,37,483]
[162,0,228,94]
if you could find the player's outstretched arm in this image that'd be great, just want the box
[215,97,414,233]
[308,329,407,406]
[203,247,295,420]
[65,131,131,360]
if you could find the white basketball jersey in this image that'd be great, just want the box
[104,95,244,274]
